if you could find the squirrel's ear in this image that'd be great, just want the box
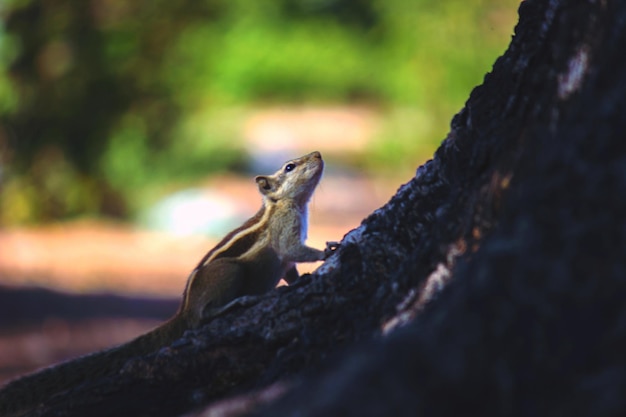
[255,176,273,193]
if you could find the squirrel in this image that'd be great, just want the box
[0,150,336,416]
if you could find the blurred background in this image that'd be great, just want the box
[0,0,519,382]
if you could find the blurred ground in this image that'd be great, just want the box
[0,115,421,383]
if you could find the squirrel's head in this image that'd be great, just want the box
[255,151,323,205]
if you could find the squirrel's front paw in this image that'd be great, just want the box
[324,241,340,258]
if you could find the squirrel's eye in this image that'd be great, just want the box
[284,163,296,172]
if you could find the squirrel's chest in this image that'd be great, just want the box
[266,210,304,247]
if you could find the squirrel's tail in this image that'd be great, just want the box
[0,316,186,416]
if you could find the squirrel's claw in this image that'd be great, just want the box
[324,241,340,258]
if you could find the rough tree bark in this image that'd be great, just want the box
[5,0,626,416]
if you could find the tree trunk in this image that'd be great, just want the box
[5,0,626,416]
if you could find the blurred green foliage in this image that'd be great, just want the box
[0,0,519,224]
